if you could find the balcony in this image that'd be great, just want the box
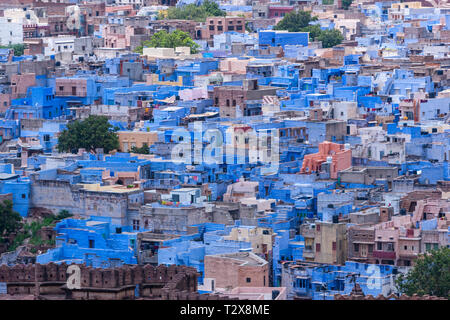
[303,246,315,259]
[398,252,419,259]
[373,250,396,260]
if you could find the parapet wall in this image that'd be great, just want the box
[0,263,235,300]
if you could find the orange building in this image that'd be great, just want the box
[300,141,351,179]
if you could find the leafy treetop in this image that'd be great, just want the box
[134,30,200,54]
[0,200,22,240]
[57,115,119,154]
[159,0,225,22]
[396,247,450,299]
[273,10,344,48]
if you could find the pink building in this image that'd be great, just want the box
[103,25,127,49]
[179,87,208,101]
[11,73,36,99]
[55,78,88,97]
[300,141,352,179]
[219,58,249,74]
[268,5,294,19]
[0,93,11,114]
[201,17,245,40]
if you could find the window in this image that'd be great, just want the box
[316,243,321,252]
[316,225,320,232]
[228,26,234,31]
[246,277,251,283]
[354,243,359,252]
[132,220,140,231]
[21,194,26,199]
[89,240,95,248]
[377,242,382,250]
[332,242,337,251]
[297,278,306,288]
[218,26,223,31]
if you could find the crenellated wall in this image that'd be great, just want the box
[0,263,235,300]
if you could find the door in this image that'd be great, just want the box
[361,244,368,257]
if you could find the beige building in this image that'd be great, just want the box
[224,226,275,256]
[314,221,348,265]
[117,131,158,152]
[223,180,259,202]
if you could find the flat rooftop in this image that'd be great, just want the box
[208,252,268,266]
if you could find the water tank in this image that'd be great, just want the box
[326,156,332,163]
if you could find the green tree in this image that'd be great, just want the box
[56,210,73,220]
[272,10,344,47]
[131,143,150,154]
[273,11,318,32]
[396,247,450,299]
[202,0,225,17]
[57,115,119,154]
[0,44,25,56]
[159,0,225,22]
[0,200,22,239]
[135,30,200,54]
[342,0,353,10]
[302,24,323,41]
[245,22,252,33]
[316,29,344,48]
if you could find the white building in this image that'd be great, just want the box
[43,36,76,56]
[0,17,24,46]
[161,188,205,206]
